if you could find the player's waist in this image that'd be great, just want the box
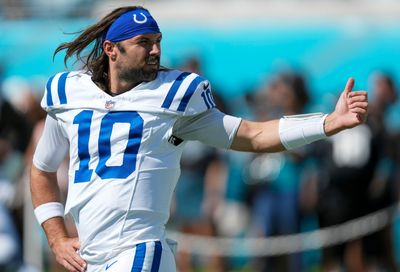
[80,230,167,264]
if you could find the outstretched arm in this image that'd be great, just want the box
[231,78,368,152]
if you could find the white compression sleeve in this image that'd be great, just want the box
[279,113,328,150]
[34,202,64,225]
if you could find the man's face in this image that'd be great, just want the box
[115,33,162,83]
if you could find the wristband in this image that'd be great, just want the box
[34,202,64,225]
[279,112,328,150]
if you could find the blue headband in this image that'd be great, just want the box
[104,9,161,42]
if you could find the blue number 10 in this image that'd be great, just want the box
[73,110,143,183]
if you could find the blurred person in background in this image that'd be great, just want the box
[362,72,398,271]
[310,72,397,272]
[246,72,311,272]
[0,75,32,154]
[0,203,21,271]
[170,57,227,272]
[29,5,368,272]
[0,65,32,269]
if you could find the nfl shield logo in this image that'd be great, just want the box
[105,100,115,109]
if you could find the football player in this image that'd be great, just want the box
[30,6,368,272]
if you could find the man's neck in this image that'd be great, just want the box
[108,81,140,96]
[108,72,141,96]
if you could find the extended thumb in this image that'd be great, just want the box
[344,77,355,94]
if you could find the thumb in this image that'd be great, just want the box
[344,77,355,95]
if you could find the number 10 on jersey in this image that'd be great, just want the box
[73,110,144,183]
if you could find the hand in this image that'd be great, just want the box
[50,236,87,272]
[324,78,368,136]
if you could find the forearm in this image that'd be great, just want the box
[230,119,285,152]
[231,113,328,152]
[30,165,68,240]
[42,217,70,248]
[30,164,61,207]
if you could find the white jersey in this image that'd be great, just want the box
[33,70,241,264]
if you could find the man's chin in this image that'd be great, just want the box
[143,68,159,81]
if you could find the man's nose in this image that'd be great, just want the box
[150,43,160,55]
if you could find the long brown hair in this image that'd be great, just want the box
[54,6,146,89]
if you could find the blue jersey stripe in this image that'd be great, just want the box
[151,241,162,272]
[131,242,146,272]
[206,90,216,108]
[161,72,190,109]
[58,72,69,104]
[177,76,204,112]
[201,91,211,109]
[46,75,55,106]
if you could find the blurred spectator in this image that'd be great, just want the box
[246,72,310,272]
[0,70,56,270]
[0,65,32,269]
[0,203,21,271]
[0,80,32,153]
[363,72,398,271]
[172,141,227,272]
[1,77,45,227]
[311,72,397,271]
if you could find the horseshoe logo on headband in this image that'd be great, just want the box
[133,13,148,24]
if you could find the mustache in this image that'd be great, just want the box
[146,56,160,63]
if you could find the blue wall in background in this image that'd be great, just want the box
[2,17,400,267]
[1,19,400,121]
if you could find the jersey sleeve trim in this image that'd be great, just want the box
[58,72,69,104]
[45,74,56,106]
[32,158,58,173]
[160,71,205,113]
[177,75,204,112]
[43,72,70,108]
[161,71,190,109]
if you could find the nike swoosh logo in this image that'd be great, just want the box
[203,82,209,90]
[105,260,118,270]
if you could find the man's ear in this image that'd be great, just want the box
[103,41,116,61]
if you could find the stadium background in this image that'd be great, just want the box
[1,0,400,271]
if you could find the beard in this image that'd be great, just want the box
[118,57,160,84]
